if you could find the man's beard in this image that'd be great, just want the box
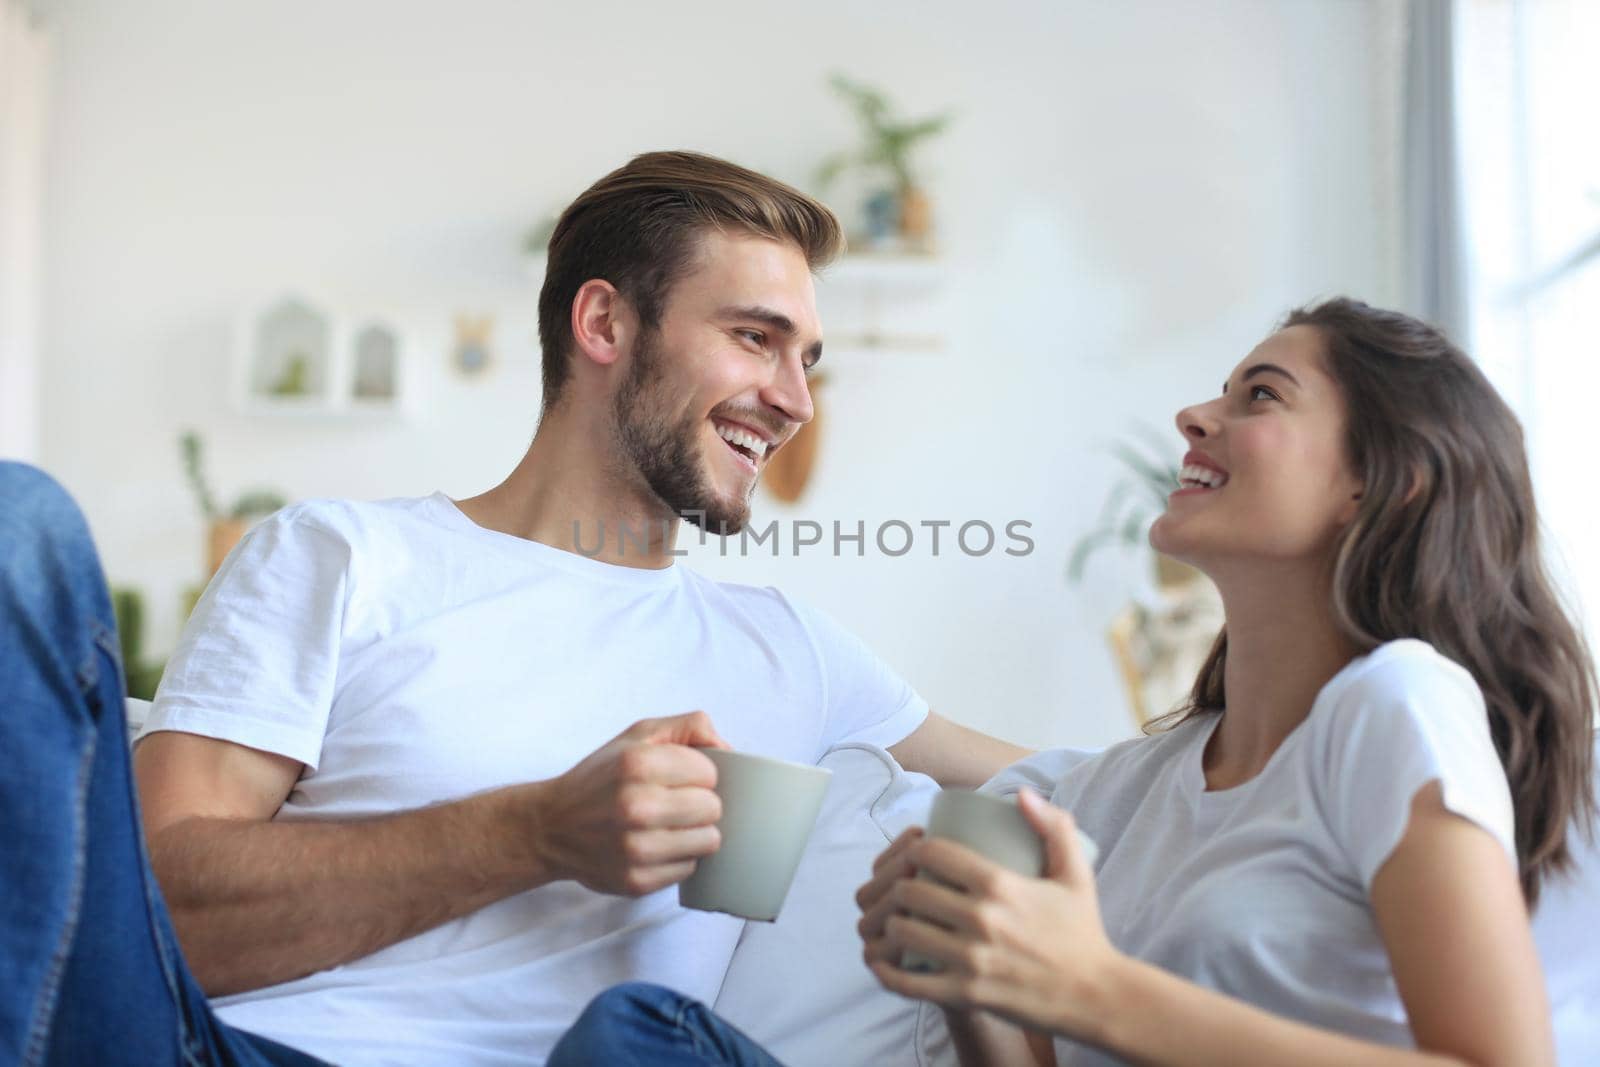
[613,329,755,535]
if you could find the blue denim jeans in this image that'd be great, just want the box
[548,983,786,1067]
[0,463,328,1067]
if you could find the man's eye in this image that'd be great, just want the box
[736,329,764,346]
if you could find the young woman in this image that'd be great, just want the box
[855,298,1596,1066]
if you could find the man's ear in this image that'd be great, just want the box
[570,279,634,370]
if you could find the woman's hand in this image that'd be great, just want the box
[855,789,1122,1040]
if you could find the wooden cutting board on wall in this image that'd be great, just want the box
[763,373,826,503]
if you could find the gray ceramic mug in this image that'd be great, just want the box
[678,749,833,922]
[901,789,1099,972]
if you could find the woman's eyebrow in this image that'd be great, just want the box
[1223,362,1302,393]
[1243,362,1301,386]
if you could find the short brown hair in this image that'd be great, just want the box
[536,151,844,410]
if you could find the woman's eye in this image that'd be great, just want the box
[1249,384,1278,402]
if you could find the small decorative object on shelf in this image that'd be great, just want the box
[253,297,329,399]
[234,295,412,416]
[180,430,287,577]
[452,314,496,378]
[352,322,400,400]
[815,74,952,254]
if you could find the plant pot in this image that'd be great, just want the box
[898,185,933,246]
[207,518,249,577]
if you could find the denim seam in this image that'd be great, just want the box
[92,618,202,1061]
[675,998,711,1060]
[681,998,737,1064]
[20,732,96,1067]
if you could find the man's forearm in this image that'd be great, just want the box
[889,712,1034,788]
[149,781,549,997]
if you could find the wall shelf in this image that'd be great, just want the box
[816,254,946,355]
[233,296,414,418]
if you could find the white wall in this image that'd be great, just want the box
[40,0,1388,751]
[0,0,51,462]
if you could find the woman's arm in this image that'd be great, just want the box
[861,788,1553,1067]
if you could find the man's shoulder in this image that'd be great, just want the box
[257,493,453,553]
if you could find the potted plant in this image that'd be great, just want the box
[815,74,951,252]
[111,586,165,701]
[1066,427,1192,589]
[1067,429,1219,726]
[180,431,287,577]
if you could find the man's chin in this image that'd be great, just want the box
[680,503,751,537]
[675,481,754,536]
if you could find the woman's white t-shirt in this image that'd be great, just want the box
[987,639,1517,1065]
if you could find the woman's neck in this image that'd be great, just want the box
[1204,571,1359,789]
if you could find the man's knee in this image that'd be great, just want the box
[0,462,96,565]
[578,981,688,1027]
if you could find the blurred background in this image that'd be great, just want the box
[1,0,1594,750]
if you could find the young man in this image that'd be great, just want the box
[119,152,1028,1064]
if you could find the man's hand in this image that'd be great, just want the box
[527,711,729,896]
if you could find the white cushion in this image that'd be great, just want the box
[126,697,152,744]
[1532,734,1600,1067]
[713,742,952,1067]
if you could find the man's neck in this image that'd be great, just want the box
[454,404,681,570]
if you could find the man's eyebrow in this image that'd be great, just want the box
[1223,362,1301,392]
[717,304,824,361]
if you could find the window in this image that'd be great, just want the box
[1458,0,1600,639]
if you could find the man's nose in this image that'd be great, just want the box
[762,354,814,426]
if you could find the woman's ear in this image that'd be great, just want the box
[569,279,634,370]
[1337,489,1363,526]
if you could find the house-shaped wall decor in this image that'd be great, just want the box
[233,297,412,418]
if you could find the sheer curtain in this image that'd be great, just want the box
[0,0,50,461]
[1457,0,1600,644]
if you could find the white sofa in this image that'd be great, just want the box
[125,701,1598,1064]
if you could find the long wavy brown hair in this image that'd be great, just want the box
[1159,298,1596,908]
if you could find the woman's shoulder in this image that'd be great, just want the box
[1066,715,1214,795]
[1307,640,1516,883]
[1316,639,1486,731]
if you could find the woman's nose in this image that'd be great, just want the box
[1175,402,1218,441]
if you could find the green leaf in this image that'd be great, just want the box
[1109,442,1175,497]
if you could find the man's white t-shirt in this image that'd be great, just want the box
[141,493,929,1067]
[986,639,1517,1065]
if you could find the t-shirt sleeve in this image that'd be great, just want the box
[980,748,1100,798]
[785,597,929,751]
[1321,643,1517,890]
[138,505,352,770]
